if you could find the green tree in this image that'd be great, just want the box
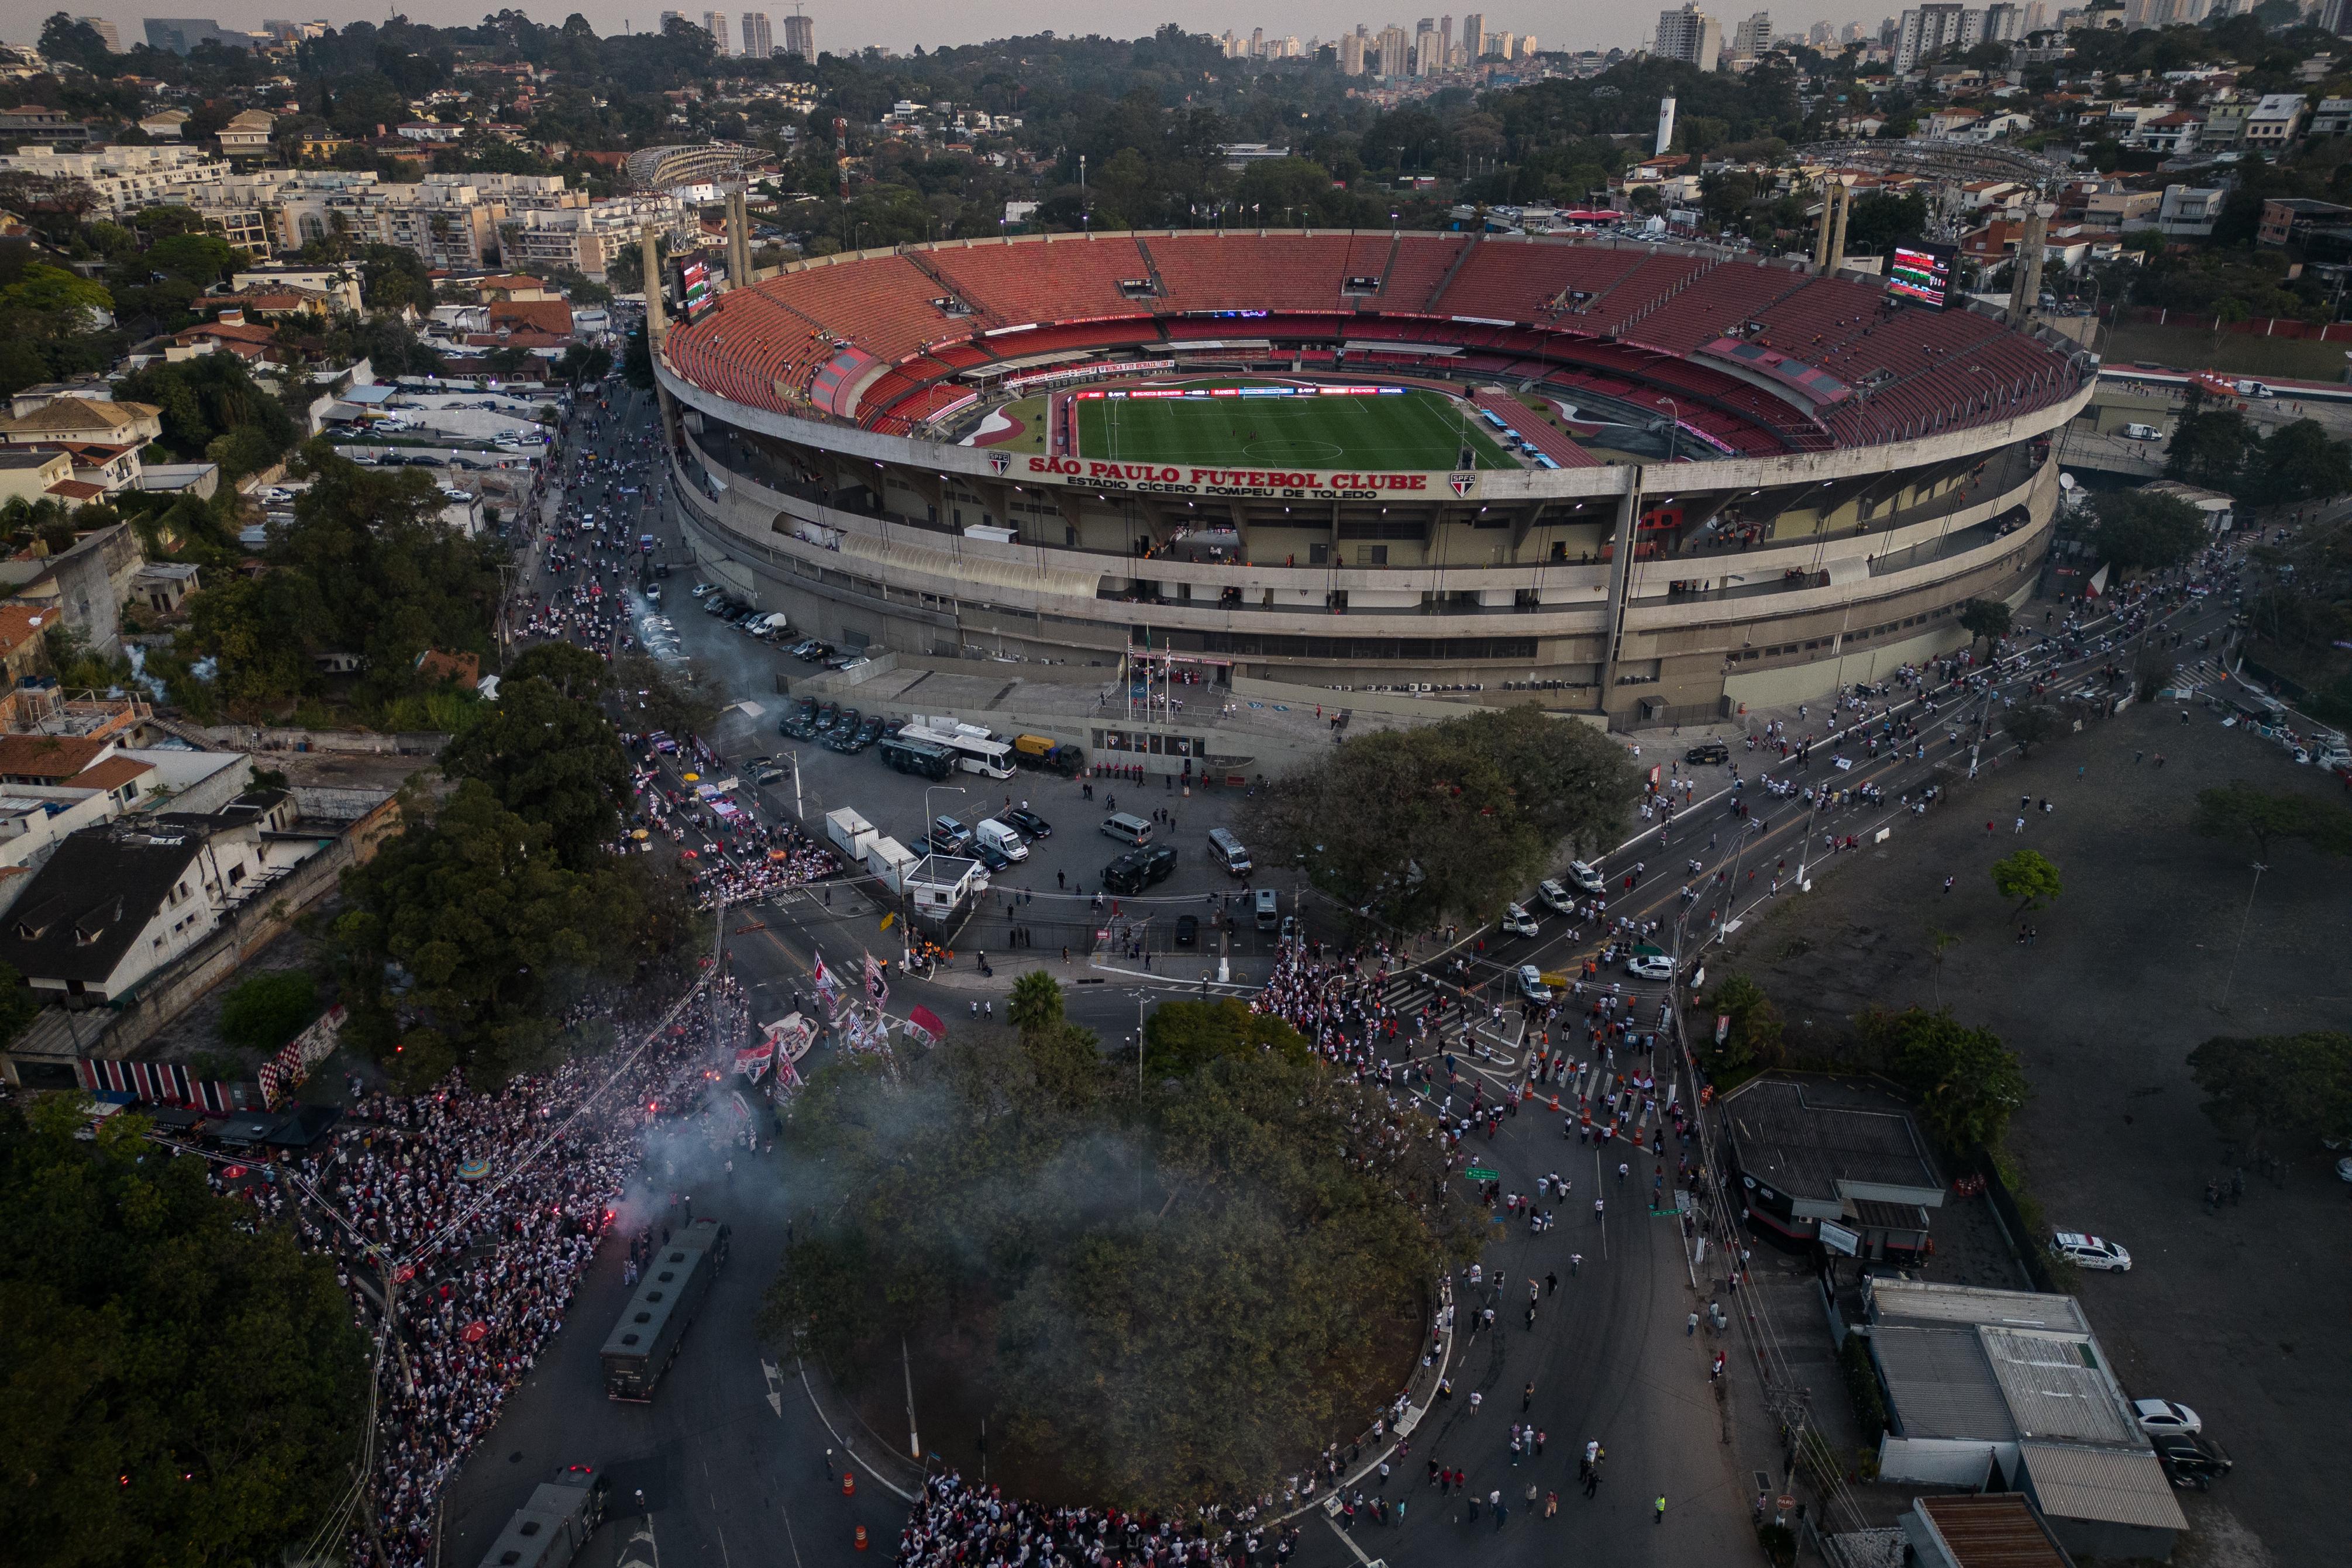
[216,969,320,1054]
[2187,1030,2352,1152]
[1702,971,1783,1075]
[1958,597,2013,653]
[0,1096,367,1563]
[2164,405,2256,488]
[2246,418,2352,508]
[505,640,611,698]
[1859,1006,2029,1152]
[1006,969,1065,1033]
[147,232,241,286]
[2091,490,2207,576]
[1990,848,2062,922]
[1239,705,1635,930]
[2001,702,2064,757]
[615,651,721,742]
[2191,780,2352,857]
[438,673,632,869]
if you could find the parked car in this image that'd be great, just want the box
[1626,952,1675,981]
[1004,808,1052,839]
[1685,740,1730,765]
[2050,1231,2131,1272]
[972,840,1012,873]
[1516,964,1554,1004]
[2131,1399,2201,1436]
[852,716,884,749]
[1566,860,1607,894]
[2153,1433,2232,1490]
[1497,903,1540,939]
[1175,914,1198,947]
[1535,878,1577,917]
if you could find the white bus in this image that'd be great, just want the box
[897,719,1015,780]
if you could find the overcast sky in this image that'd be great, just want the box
[42,4,1889,63]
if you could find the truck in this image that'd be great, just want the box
[474,1465,609,1568]
[865,835,918,892]
[825,807,876,861]
[1011,733,1087,776]
[600,1217,731,1401]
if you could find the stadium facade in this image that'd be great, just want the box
[650,229,2092,726]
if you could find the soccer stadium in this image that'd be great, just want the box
[652,229,2095,724]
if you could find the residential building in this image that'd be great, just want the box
[2084,187,2160,225]
[1981,1,2029,38]
[1721,1072,1945,1259]
[781,12,815,57]
[138,108,190,139]
[2157,184,2226,237]
[1378,23,1411,74]
[232,266,364,313]
[701,11,732,54]
[1899,1493,2089,1568]
[217,109,276,157]
[497,194,693,281]
[1895,4,1975,71]
[2199,98,2251,148]
[2244,92,2307,147]
[0,522,147,653]
[1657,4,1724,70]
[2313,98,2352,136]
[2135,111,2202,155]
[0,106,89,146]
[0,144,228,218]
[1462,12,1486,60]
[142,18,250,54]
[1731,9,1773,60]
[0,792,318,1008]
[1339,31,1368,74]
[739,11,773,56]
[71,16,122,51]
[2259,197,2352,247]
[1414,18,1437,74]
[0,450,73,509]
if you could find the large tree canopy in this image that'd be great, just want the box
[0,1098,367,1566]
[764,991,1477,1512]
[1240,705,1636,930]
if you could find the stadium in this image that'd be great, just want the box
[651,229,2095,725]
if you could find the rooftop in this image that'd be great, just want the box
[1907,1494,2075,1568]
[1721,1071,1945,1205]
[1867,1278,2092,1336]
[2016,1443,2187,1533]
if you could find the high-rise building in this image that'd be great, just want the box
[782,12,815,57]
[2024,1,2050,28]
[1520,33,1537,54]
[1656,5,1724,70]
[1895,4,1973,70]
[701,11,732,54]
[1414,18,1437,74]
[143,18,249,54]
[1339,31,1368,74]
[1441,15,1455,66]
[1731,9,1772,56]
[1981,2,2026,38]
[739,11,772,56]
[73,15,122,50]
[1462,11,1485,60]
[659,10,683,30]
[1378,22,1410,74]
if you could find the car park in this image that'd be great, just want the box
[1626,952,1674,980]
[2153,1433,2232,1490]
[1497,902,1540,939]
[2050,1231,2131,1271]
[1566,860,1607,894]
[1684,740,1730,765]
[1536,878,1577,917]
[1516,964,1554,1004]
[1004,808,1052,839]
[2131,1399,2201,1436]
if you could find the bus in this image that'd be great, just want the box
[897,721,1015,780]
[474,1466,608,1568]
[600,1217,730,1401]
[878,733,956,780]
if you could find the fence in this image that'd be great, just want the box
[2114,305,2352,342]
[75,1055,259,1113]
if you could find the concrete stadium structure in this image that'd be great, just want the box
[650,229,2094,726]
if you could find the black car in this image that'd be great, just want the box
[1685,740,1731,765]
[2154,1433,2232,1490]
[779,715,818,740]
[798,642,837,664]
[830,707,861,737]
[1004,808,1052,839]
[1102,844,1177,895]
[1175,914,1198,946]
[852,716,885,749]
[791,697,817,725]
[816,701,840,730]
[972,840,1012,873]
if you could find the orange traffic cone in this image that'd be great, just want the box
[842,1471,856,1498]
[1550,1093,1561,1112]
[855,1526,869,1551]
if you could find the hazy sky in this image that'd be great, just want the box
[42,3,1888,63]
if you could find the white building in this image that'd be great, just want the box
[701,10,732,54]
[1895,4,1978,71]
[1657,4,1724,70]
[0,143,228,217]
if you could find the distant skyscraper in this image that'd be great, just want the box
[1378,22,1410,74]
[1462,11,1486,59]
[74,15,122,50]
[701,11,731,54]
[1339,31,1367,74]
[739,11,772,56]
[782,12,815,57]
[1731,9,1771,56]
[1413,17,1437,74]
[1656,4,1724,69]
[2024,1,2050,27]
[1441,14,1455,66]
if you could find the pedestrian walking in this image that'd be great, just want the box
[1654,1494,1666,1525]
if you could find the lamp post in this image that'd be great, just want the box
[2215,861,2267,1014]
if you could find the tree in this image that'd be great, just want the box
[2191,780,2352,858]
[1006,969,1065,1033]
[1239,705,1636,931]
[615,651,720,742]
[505,640,611,699]
[1990,848,2062,922]
[216,970,320,1054]
[1958,597,2012,653]
[438,673,632,870]
[37,12,116,73]
[1926,926,1960,1007]
[2187,1031,2352,1151]
[2164,406,2256,488]
[1703,971,1783,1074]
[2000,702,2064,757]
[2091,490,2207,576]
[0,1096,367,1564]
[332,780,681,1084]
[2246,418,2352,508]
[1859,1006,2029,1152]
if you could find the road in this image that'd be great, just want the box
[436,397,2267,1568]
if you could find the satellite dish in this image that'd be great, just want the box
[2059,471,2077,490]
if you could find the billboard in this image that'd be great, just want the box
[1886,242,1958,309]
[673,255,718,324]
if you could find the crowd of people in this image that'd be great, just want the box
[897,1471,1304,1568]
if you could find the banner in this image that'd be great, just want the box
[811,953,842,1016]
[258,1004,349,1108]
[863,950,889,1009]
[733,1040,774,1081]
[905,1004,946,1046]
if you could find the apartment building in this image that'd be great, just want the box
[781,12,814,57]
[739,12,773,56]
[1657,4,1724,69]
[500,195,694,282]
[0,144,229,216]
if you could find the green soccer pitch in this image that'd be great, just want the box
[1073,385,1519,470]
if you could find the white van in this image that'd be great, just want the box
[974,818,1028,861]
[1100,812,1153,846]
[2120,422,2163,441]
[1206,827,1253,876]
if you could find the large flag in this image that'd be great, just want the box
[905,1004,946,1046]
[734,1040,774,1081]
[863,950,889,1009]
[811,953,841,1014]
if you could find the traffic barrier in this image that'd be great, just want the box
[842,1471,856,1498]
[855,1526,869,1550]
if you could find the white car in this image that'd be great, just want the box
[1566,859,1607,894]
[2051,1231,2131,1272]
[2131,1399,2202,1436]
[1516,964,1554,1004]
[1626,952,1674,981]
[1536,878,1578,917]
[257,485,296,504]
[1497,902,1540,939]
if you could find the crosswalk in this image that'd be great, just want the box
[2162,657,2229,697]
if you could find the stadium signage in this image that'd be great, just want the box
[1022,454,1447,500]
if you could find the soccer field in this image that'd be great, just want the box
[1075,386,1517,470]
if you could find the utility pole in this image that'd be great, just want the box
[2215,861,2267,1013]
[901,1335,921,1460]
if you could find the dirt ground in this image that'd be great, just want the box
[1714,699,2348,1568]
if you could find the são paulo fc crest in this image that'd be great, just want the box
[989,452,1010,475]
[1449,471,1476,498]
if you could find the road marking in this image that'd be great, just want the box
[1319,1510,1375,1565]
[761,1358,786,1417]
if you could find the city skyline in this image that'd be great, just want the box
[36,2,1926,60]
